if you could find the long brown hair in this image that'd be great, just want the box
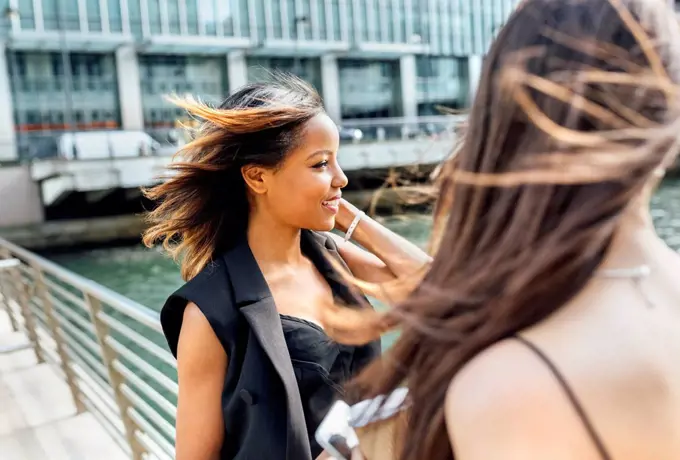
[326,1,680,459]
[143,76,323,280]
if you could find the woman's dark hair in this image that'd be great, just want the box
[143,75,323,280]
[323,1,680,459]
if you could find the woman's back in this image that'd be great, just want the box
[447,231,680,460]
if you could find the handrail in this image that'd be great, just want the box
[339,114,467,127]
[0,236,161,331]
[0,236,176,460]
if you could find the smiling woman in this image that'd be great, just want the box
[140,75,430,460]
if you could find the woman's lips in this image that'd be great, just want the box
[322,198,340,213]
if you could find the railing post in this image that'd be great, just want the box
[31,263,86,414]
[0,262,19,332]
[84,292,145,460]
[1,250,44,364]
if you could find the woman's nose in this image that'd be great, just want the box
[333,165,349,189]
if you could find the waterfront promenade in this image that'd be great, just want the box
[0,311,127,459]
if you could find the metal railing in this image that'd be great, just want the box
[0,236,176,460]
[339,114,466,144]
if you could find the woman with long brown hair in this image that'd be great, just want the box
[322,0,680,459]
[142,77,430,460]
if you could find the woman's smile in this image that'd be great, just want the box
[322,195,341,214]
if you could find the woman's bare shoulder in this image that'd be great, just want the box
[444,339,598,459]
[177,303,227,370]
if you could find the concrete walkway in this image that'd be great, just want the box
[0,312,128,460]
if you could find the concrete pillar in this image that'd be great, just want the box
[0,45,17,162]
[399,54,418,119]
[320,54,342,123]
[115,45,144,131]
[227,51,248,94]
[467,54,483,105]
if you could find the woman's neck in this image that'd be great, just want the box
[247,210,304,268]
[599,201,661,271]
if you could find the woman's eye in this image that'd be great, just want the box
[313,160,329,169]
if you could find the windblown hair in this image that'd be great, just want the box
[323,1,680,459]
[142,75,323,280]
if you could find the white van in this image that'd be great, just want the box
[59,131,161,160]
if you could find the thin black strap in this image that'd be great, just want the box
[515,335,613,460]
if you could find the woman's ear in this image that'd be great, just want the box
[241,165,269,195]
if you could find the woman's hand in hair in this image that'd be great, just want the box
[330,199,431,301]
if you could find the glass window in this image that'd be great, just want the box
[63,0,80,30]
[338,59,401,119]
[198,0,217,35]
[331,0,342,41]
[349,0,369,41]
[9,52,27,77]
[186,0,199,34]
[416,56,468,115]
[139,54,227,141]
[128,0,144,37]
[167,0,181,34]
[108,0,123,32]
[17,0,36,29]
[247,57,322,93]
[86,0,102,31]
[42,0,59,30]
[51,55,63,76]
[10,51,121,138]
[148,0,162,34]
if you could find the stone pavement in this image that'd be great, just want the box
[0,311,128,460]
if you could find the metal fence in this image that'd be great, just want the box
[339,114,465,144]
[0,236,175,460]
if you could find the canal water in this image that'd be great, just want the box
[51,180,680,311]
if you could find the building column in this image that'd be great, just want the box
[467,55,483,105]
[0,45,17,162]
[320,54,342,123]
[399,54,418,119]
[115,45,144,131]
[227,51,248,94]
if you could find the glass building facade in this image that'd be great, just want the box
[0,0,521,160]
[139,54,226,138]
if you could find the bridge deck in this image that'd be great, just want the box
[0,312,128,460]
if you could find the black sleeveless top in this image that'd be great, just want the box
[161,230,381,460]
[281,314,364,456]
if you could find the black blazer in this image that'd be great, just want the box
[161,230,381,460]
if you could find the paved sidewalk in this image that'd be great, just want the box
[0,312,128,460]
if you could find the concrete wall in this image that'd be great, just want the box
[0,166,44,228]
[0,45,17,162]
[116,45,145,131]
[0,215,145,250]
[227,51,249,94]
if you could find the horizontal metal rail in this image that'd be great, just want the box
[99,312,176,368]
[113,360,176,418]
[0,236,178,460]
[106,337,178,396]
[128,408,175,457]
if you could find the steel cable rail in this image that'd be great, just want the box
[0,236,177,460]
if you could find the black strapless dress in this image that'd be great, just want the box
[280,314,378,458]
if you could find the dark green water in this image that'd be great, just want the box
[51,181,680,310]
